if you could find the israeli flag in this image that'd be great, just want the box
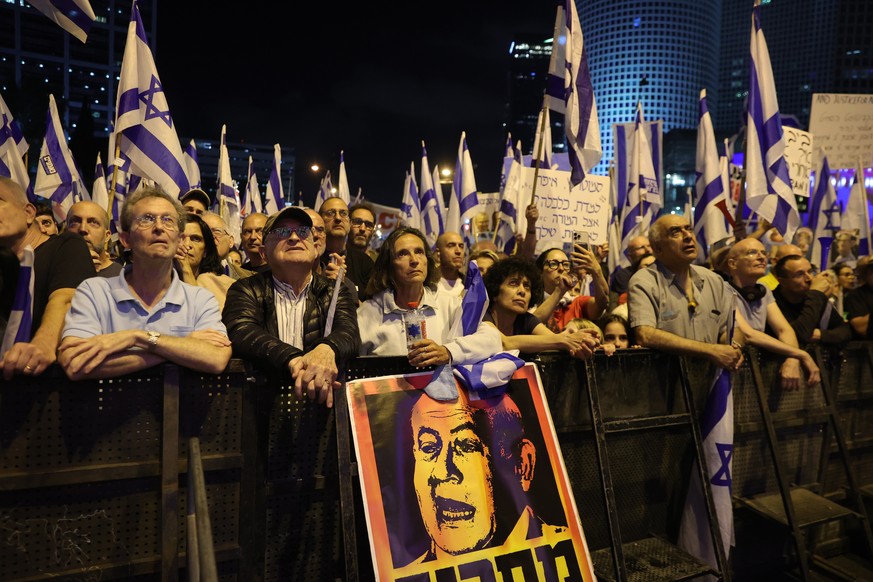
[400,162,422,231]
[560,0,601,186]
[419,141,444,248]
[495,141,525,255]
[91,153,110,211]
[184,139,201,189]
[264,143,284,215]
[694,89,731,259]
[620,102,660,252]
[843,161,871,256]
[745,1,799,241]
[27,0,96,43]
[532,106,553,170]
[314,170,332,210]
[243,155,262,216]
[337,150,351,205]
[217,124,241,245]
[808,151,840,271]
[445,132,479,239]
[34,94,81,222]
[0,91,29,180]
[0,247,34,358]
[114,0,189,198]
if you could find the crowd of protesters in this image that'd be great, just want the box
[2,178,870,398]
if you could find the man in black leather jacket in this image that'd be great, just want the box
[223,206,360,408]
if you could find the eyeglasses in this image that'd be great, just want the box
[321,209,349,219]
[351,217,375,230]
[543,260,571,271]
[132,213,179,231]
[266,225,312,241]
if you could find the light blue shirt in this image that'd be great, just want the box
[63,266,227,339]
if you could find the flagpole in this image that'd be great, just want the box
[108,141,120,219]
[529,103,549,208]
[736,132,747,231]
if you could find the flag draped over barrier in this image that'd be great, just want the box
[808,151,840,271]
[243,155,262,216]
[264,143,283,215]
[27,0,96,43]
[694,89,731,259]
[445,132,478,239]
[745,0,799,241]
[419,141,444,248]
[34,94,85,221]
[114,0,189,198]
[0,246,34,357]
[184,139,201,189]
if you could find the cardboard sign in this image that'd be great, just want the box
[783,126,814,198]
[347,363,596,582]
[808,93,873,169]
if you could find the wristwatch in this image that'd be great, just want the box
[146,330,161,351]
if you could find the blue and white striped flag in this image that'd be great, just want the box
[808,151,840,271]
[184,139,201,189]
[746,1,799,242]
[34,94,81,222]
[559,0,601,186]
[337,150,351,205]
[694,89,731,259]
[619,102,660,252]
[314,170,333,210]
[445,132,479,240]
[495,140,525,254]
[216,124,241,244]
[0,92,29,181]
[27,0,96,43]
[419,141,444,248]
[400,162,422,231]
[531,106,553,170]
[91,152,109,210]
[114,0,189,198]
[264,143,283,215]
[0,247,34,358]
[243,155,262,216]
[843,161,871,256]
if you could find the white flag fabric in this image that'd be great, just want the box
[531,106,553,170]
[34,94,82,221]
[243,155,262,217]
[216,124,241,245]
[0,92,29,182]
[545,5,567,114]
[559,0,601,186]
[694,89,731,259]
[184,139,201,189]
[337,150,351,205]
[0,246,34,357]
[433,165,446,236]
[400,162,422,231]
[91,152,110,211]
[445,132,479,240]
[619,103,660,252]
[264,143,284,215]
[114,0,189,198]
[745,1,799,242]
[419,141,444,248]
[27,0,96,43]
[843,161,871,256]
[315,170,332,210]
[808,151,840,271]
[495,141,525,254]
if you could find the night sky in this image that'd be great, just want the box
[156,1,556,207]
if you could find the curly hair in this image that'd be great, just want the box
[483,256,544,310]
[364,227,439,299]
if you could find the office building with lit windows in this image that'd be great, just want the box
[507,34,564,156]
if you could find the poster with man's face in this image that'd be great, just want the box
[347,363,596,581]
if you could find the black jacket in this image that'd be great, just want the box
[222,271,360,376]
[771,286,852,346]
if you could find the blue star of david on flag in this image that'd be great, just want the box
[711,442,733,489]
[139,76,172,127]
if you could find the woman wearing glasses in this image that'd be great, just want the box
[532,246,608,332]
[356,227,501,366]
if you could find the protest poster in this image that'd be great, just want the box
[808,93,873,169]
[782,126,814,198]
[347,363,596,582]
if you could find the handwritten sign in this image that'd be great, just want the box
[783,126,813,198]
[808,93,873,169]
[515,167,610,248]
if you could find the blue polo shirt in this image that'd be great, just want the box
[63,266,227,339]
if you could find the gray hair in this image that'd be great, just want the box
[120,186,187,233]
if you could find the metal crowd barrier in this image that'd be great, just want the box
[0,344,870,581]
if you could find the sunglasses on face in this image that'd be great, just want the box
[266,225,312,241]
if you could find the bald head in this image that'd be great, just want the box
[0,176,29,205]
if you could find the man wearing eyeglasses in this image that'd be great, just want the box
[628,215,743,371]
[223,206,360,407]
[725,237,820,389]
[58,187,232,380]
[349,204,378,261]
[0,177,95,380]
[318,196,374,295]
